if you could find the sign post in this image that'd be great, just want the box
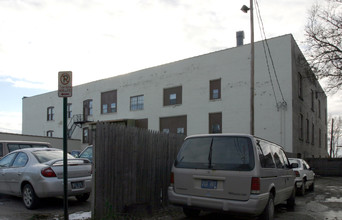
[58,71,72,220]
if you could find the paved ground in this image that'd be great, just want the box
[0,176,341,219]
[0,195,91,220]
[145,176,342,220]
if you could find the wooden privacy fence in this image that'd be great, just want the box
[93,122,185,219]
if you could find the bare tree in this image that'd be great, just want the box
[305,0,342,93]
[328,115,342,158]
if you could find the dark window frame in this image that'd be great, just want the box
[67,103,72,119]
[130,95,144,111]
[83,127,89,144]
[298,73,303,100]
[101,90,117,114]
[311,90,315,111]
[209,112,222,134]
[47,130,54,137]
[306,118,310,143]
[163,86,182,106]
[311,123,315,145]
[47,106,54,121]
[299,113,304,141]
[210,79,221,100]
[83,99,93,117]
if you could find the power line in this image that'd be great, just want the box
[254,0,287,108]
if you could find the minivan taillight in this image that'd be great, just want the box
[170,172,174,185]
[294,171,300,177]
[251,177,260,194]
[41,167,57,177]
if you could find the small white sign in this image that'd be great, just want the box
[58,71,72,97]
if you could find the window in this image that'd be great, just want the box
[67,104,72,118]
[209,112,222,134]
[130,95,144,111]
[12,152,28,168]
[325,108,327,125]
[306,118,310,143]
[311,90,314,111]
[101,90,117,114]
[272,146,287,169]
[0,143,3,157]
[83,127,89,143]
[160,115,187,136]
[298,73,303,99]
[311,123,315,145]
[319,128,322,148]
[177,127,184,134]
[175,136,254,171]
[0,153,17,167]
[257,140,275,168]
[170,94,177,105]
[47,107,54,121]
[318,99,321,118]
[299,114,304,140]
[210,79,221,100]
[47,130,53,137]
[163,86,182,106]
[83,99,93,117]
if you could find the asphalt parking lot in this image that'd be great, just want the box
[0,176,341,220]
[147,176,342,220]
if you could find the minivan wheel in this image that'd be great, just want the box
[22,184,39,209]
[183,207,200,218]
[260,194,274,220]
[286,186,296,209]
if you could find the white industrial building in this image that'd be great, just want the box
[22,34,328,158]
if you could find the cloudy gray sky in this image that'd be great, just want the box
[0,0,340,133]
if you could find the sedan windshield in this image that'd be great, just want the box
[32,150,74,163]
[175,136,254,171]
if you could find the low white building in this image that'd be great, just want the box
[22,34,328,158]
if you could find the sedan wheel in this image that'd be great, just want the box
[22,184,39,209]
[299,180,306,196]
[75,193,90,202]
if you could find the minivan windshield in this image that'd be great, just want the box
[175,136,254,171]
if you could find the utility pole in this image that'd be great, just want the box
[330,118,334,158]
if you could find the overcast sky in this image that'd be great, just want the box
[0,0,341,134]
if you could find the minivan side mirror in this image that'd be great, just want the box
[291,163,299,168]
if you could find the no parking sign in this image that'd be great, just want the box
[58,71,72,97]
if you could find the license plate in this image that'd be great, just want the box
[71,181,84,189]
[201,179,217,189]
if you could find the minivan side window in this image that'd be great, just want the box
[8,144,20,152]
[270,144,287,169]
[257,140,275,168]
[0,143,3,157]
[278,149,290,168]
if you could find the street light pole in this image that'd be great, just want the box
[250,0,255,136]
[242,0,255,135]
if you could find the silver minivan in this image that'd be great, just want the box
[168,134,296,219]
[0,140,52,159]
